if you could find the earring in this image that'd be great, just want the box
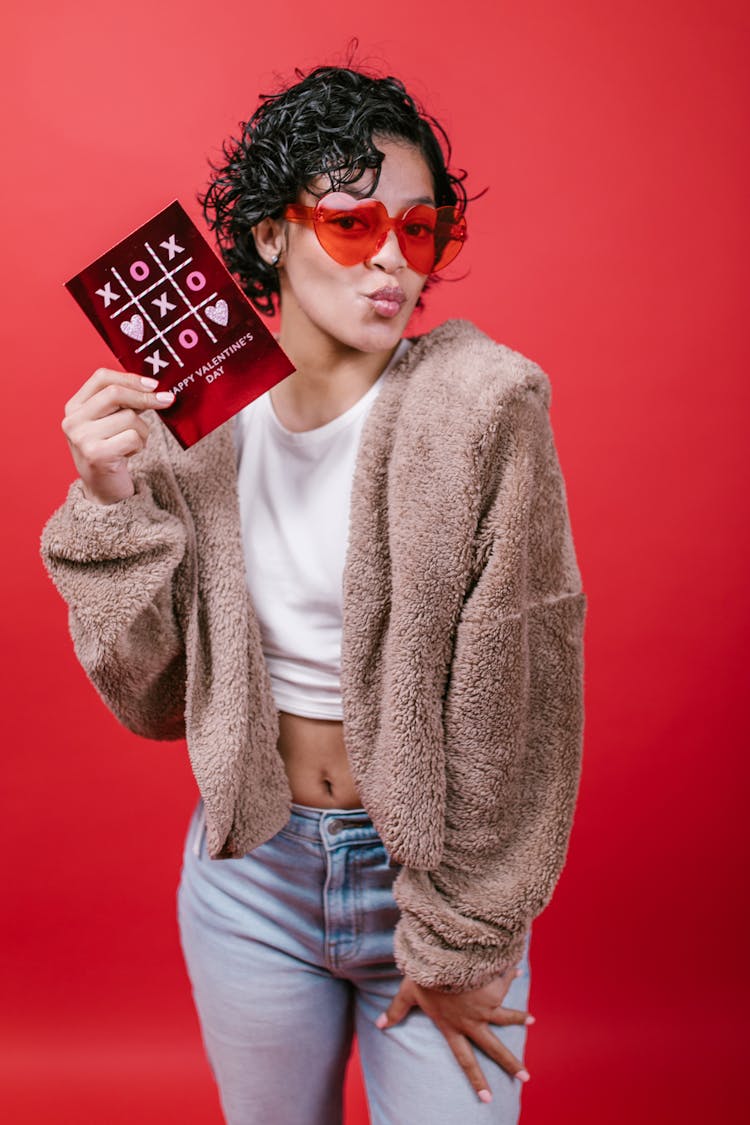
[270,252,281,267]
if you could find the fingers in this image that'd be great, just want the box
[63,400,153,466]
[377,983,499,1101]
[60,368,177,506]
[431,1023,530,1104]
[470,1024,530,1083]
[62,371,175,480]
[76,408,150,448]
[92,427,147,465]
[374,980,417,1029]
[487,1004,534,1028]
[375,982,533,1105]
[65,368,174,419]
[444,1029,495,1104]
[376,1000,499,1103]
[74,424,149,475]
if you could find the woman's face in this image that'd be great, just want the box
[274,137,435,356]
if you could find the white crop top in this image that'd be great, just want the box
[234,339,412,720]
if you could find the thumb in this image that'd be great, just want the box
[375,979,416,1029]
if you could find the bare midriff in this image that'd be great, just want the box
[276,711,364,809]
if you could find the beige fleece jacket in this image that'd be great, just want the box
[41,318,587,992]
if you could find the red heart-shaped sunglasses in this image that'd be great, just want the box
[283,192,467,274]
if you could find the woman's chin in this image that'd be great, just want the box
[348,309,414,350]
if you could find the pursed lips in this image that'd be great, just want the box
[364,287,407,317]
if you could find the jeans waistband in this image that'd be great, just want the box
[286,801,379,846]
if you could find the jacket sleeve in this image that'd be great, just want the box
[40,414,190,740]
[391,379,588,992]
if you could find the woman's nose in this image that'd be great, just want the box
[367,226,407,272]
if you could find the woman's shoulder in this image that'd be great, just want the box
[404,318,551,414]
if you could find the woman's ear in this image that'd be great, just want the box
[252,217,285,267]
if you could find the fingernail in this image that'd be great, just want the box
[478,1089,492,1103]
[516,1069,530,1083]
[525,1015,536,1025]
[156,391,175,403]
[375,1014,388,1029]
[140,376,159,389]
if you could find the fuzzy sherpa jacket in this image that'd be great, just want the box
[41,318,587,993]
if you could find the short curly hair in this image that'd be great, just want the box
[200,64,469,315]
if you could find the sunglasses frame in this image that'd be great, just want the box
[283,193,467,275]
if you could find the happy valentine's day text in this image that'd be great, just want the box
[168,332,255,396]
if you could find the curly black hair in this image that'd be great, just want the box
[200,63,469,315]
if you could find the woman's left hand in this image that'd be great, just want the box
[374,965,533,1104]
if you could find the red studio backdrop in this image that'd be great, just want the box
[2,2,747,1122]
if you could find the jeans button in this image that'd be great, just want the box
[327,820,342,835]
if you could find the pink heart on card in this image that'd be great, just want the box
[205,299,228,327]
[121,314,144,342]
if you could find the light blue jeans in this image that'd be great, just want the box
[177,799,532,1125]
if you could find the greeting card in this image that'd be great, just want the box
[65,201,293,448]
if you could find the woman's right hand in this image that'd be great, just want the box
[61,368,175,506]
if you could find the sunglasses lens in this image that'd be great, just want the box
[398,205,467,273]
[314,193,381,265]
[398,205,440,274]
[431,207,467,272]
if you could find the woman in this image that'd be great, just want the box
[41,64,587,1124]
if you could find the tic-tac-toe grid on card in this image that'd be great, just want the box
[65,200,294,449]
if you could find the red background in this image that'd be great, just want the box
[2,1,748,1121]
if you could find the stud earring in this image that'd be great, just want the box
[271,252,281,267]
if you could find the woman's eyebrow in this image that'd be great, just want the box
[347,190,437,207]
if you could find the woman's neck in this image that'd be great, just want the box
[273,315,400,433]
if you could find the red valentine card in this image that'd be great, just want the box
[65,200,294,449]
